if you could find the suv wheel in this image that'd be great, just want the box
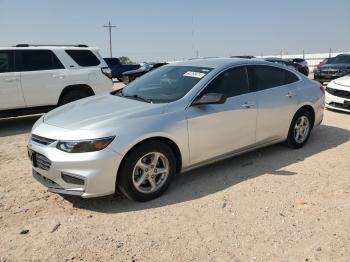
[117,141,176,202]
[286,109,312,148]
[59,90,90,105]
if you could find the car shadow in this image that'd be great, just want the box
[0,115,40,137]
[63,124,350,213]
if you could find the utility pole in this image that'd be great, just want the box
[104,21,116,58]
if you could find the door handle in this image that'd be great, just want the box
[286,92,296,98]
[241,102,255,108]
[52,74,65,79]
[4,77,19,82]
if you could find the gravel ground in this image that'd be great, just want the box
[0,108,349,261]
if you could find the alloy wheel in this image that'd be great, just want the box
[294,116,310,143]
[132,152,170,194]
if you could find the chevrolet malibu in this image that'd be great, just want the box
[28,58,325,201]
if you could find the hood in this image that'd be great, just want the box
[44,94,166,130]
[334,74,350,87]
[319,64,350,70]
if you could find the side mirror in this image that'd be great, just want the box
[192,93,227,106]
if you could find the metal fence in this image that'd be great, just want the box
[258,52,350,71]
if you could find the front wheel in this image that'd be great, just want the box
[117,141,176,201]
[286,109,312,148]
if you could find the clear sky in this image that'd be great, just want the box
[1,0,349,62]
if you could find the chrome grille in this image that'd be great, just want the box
[31,134,56,146]
[33,152,52,171]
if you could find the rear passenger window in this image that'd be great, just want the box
[248,65,299,91]
[202,66,250,98]
[0,51,14,73]
[65,50,100,67]
[16,50,64,71]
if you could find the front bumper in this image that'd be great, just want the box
[325,90,350,113]
[28,140,123,198]
[314,72,348,82]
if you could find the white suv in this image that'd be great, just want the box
[0,44,113,117]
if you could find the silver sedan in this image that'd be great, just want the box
[28,58,325,201]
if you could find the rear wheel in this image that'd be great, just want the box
[117,141,176,201]
[286,109,312,148]
[59,90,91,105]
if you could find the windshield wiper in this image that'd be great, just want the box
[118,90,152,103]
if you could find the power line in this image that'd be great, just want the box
[103,21,117,58]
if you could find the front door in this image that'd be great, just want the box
[186,66,257,165]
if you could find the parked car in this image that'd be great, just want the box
[28,58,324,201]
[104,57,140,81]
[230,55,256,59]
[325,74,350,112]
[314,54,350,84]
[315,57,333,69]
[264,57,298,70]
[122,62,167,84]
[0,44,113,118]
[291,58,309,76]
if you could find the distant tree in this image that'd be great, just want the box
[119,56,134,64]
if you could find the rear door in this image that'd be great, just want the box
[186,66,258,165]
[0,50,25,110]
[247,65,299,143]
[17,50,66,107]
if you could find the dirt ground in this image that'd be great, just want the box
[0,106,349,261]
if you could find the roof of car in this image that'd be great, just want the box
[169,58,266,69]
[0,45,98,50]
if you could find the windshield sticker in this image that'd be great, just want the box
[184,71,206,78]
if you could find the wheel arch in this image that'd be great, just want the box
[118,136,183,178]
[295,103,316,128]
[57,84,95,105]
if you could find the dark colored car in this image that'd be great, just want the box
[314,54,350,84]
[104,58,140,81]
[122,62,167,84]
[231,55,256,59]
[265,58,308,76]
[264,57,298,70]
[291,58,309,76]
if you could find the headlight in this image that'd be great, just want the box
[56,136,115,153]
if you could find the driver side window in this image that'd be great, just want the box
[202,66,250,98]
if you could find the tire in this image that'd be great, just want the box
[59,90,91,106]
[286,109,312,149]
[117,141,176,202]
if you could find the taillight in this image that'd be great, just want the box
[101,67,112,79]
[320,85,325,94]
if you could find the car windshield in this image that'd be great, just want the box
[115,66,213,103]
[330,55,350,64]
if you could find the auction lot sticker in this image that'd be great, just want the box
[184,71,206,78]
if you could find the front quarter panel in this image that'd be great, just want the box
[108,107,190,169]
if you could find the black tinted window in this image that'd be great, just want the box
[0,50,14,73]
[16,50,64,71]
[66,50,100,66]
[202,66,249,98]
[248,65,298,91]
